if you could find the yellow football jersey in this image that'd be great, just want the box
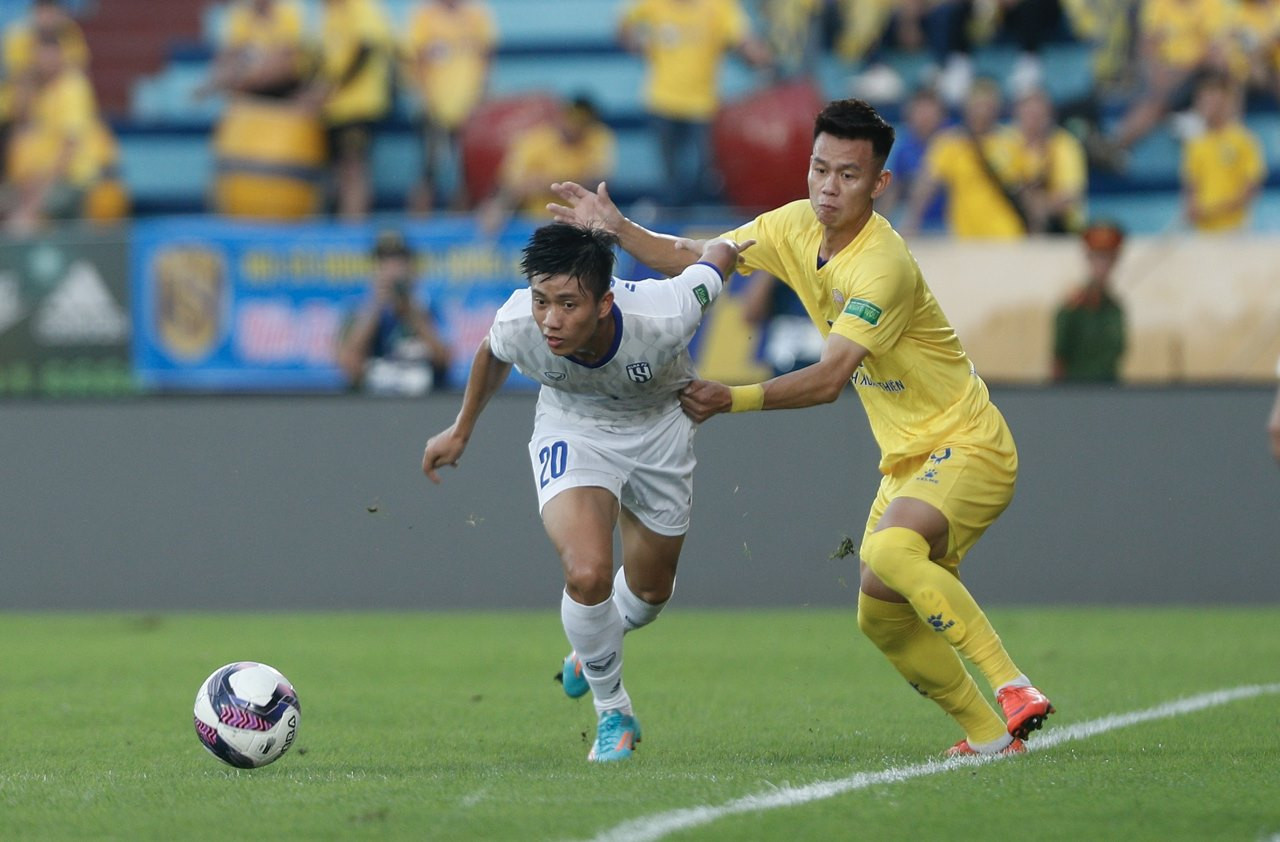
[725,201,998,472]
[1182,121,1267,231]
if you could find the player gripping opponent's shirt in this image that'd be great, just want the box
[725,200,1018,567]
[547,98,1053,758]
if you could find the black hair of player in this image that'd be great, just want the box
[813,98,896,167]
[521,224,617,302]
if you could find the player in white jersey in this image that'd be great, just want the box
[422,223,752,762]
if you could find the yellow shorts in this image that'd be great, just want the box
[861,404,1018,570]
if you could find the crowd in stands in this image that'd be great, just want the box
[0,0,125,235]
[0,0,1277,238]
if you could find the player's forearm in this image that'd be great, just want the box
[759,359,850,409]
[451,339,511,439]
[615,217,700,277]
[747,335,866,410]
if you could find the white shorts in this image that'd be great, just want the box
[527,405,697,537]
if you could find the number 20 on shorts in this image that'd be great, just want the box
[538,441,568,488]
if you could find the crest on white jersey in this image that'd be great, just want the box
[626,361,653,383]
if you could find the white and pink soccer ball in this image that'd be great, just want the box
[193,661,300,768]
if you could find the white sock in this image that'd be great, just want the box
[612,568,669,633]
[996,674,1032,694]
[560,590,630,714]
[968,732,1014,754]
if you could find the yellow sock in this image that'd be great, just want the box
[860,526,1022,690]
[857,591,1008,744]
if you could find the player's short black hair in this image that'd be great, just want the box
[520,224,617,301]
[813,99,896,166]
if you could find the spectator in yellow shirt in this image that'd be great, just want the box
[619,0,771,206]
[0,32,103,234]
[402,0,496,213]
[1181,71,1267,231]
[306,0,395,221]
[1004,87,1088,234]
[903,78,1025,239]
[1,0,88,181]
[480,96,615,232]
[199,0,309,100]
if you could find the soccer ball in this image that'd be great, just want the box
[193,661,301,769]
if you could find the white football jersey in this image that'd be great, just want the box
[487,262,724,423]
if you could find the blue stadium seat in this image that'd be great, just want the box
[131,62,223,123]
[488,53,645,116]
[608,127,662,198]
[1038,42,1094,104]
[119,127,450,212]
[487,0,623,49]
[119,134,214,205]
[1246,113,1280,170]
[1125,126,1182,185]
[1087,193,1181,233]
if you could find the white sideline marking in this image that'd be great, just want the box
[584,683,1280,842]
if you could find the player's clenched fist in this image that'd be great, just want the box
[679,380,733,423]
[422,426,467,483]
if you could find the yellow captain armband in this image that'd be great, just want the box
[728,383,765,412]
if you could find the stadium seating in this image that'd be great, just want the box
[82,0,1280,229]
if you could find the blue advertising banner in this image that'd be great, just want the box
[131,216,541,391]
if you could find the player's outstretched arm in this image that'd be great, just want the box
[422,337,512,483]
[547,181,702,277]
[680,333,868,423]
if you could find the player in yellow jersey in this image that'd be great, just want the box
[548,98,1053,757]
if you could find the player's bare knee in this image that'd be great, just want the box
[563,564,613,605]
[632,581,673,605]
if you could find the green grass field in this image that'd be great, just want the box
[2,608,1278,841]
